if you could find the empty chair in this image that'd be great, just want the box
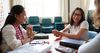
[87,10,95,31]
[88,31,97,39]
[28,16,40,33]
[54,16,64,31]
[41,18,53,33]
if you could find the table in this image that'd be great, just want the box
[8,33,58,53]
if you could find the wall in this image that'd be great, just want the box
[0,0,10,29]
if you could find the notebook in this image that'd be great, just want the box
[60,39,85,49]
[34,33,49,39]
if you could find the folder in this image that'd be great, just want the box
[34,34,49,39]
[60,39,85,49]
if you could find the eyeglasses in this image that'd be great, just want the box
[74,13,81,16]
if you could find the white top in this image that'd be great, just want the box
[78,32,100,53]
[65,21,89,41]
[1,24,26,53]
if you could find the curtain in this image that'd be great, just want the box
[81,0,90,19]
[11,0,69,23]
[12,0,25,7]
[20,0,60,23]
[60,0,69,23]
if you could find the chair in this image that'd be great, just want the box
[88,31,97,39]
[28,16,40,33]
[87,10,94,31]
[87,10,100,33]
[54,16,64,31]
[41,18,53,33]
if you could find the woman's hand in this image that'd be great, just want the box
[21,38,31,45]
[26,25,35,39]
[52,29,60,37]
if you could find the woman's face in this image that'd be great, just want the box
[16,10,27,24]
[72,10,82,24]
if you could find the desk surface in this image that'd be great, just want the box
[8,33,59,53]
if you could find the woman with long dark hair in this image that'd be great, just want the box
[52,7,89,41]
[52,7,89,53]
[1,5,35,53]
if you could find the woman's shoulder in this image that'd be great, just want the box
[80,20,89,26]
[80,20,89,29]
[2,24,15,31]
[4,24,13,27]
[81,20,88,24]
[65,24,71,29]
[2,24,16,37]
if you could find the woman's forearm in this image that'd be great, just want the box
[21,37,32,45]
[57,32,81,39]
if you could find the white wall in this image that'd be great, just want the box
[0,0,10,29]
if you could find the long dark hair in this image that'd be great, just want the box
[70,7,85,26]
[0,5,24,46]
[4,5,24,26]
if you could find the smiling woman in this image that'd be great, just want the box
[52,7,89,53]
[52,7,88,40]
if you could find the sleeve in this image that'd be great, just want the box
[64,24,71,30]
[20,25,27,35]
[80,21,89,30]
[20,25,28,39]
[60,24,71,32]
[78,33,100,53]
[2,25,22,50]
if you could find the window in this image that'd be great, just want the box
[24,0,60,17]
[88,0,95,10]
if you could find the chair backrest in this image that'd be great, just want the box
[28,16,39,25]
[87,10,94,25]
[42,18,52,26]
[87,10,100,32]
[88,31,97,39]
[54,16,62,22]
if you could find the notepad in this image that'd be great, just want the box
[34,33,49,39]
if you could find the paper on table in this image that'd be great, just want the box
[8,40,51,53]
